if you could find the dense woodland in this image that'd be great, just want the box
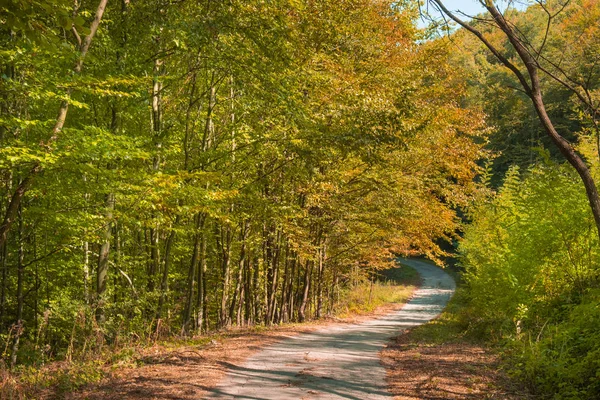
[1,0,600,398]
[0,0,484,368]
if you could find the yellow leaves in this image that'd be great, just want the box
[208,189,239,201]
[0,146,58,168]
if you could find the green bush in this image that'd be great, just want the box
[459,160,600,398]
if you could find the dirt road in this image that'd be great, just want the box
[205,259,455,399]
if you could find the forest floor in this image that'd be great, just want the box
[382,333,526,399]
[10,261,529,399]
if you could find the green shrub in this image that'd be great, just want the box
[459,161,600,398]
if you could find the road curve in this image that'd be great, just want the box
[205,258,455,400]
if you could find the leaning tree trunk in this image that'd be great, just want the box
[433,0,600,244]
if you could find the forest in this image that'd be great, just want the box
[0,0,599,398]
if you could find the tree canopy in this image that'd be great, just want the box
[0,0,485,366]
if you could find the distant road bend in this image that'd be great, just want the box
[206,258,456,399]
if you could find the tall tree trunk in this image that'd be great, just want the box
[252,253,260,323]
[229,221,248,325]
[0,239,7,326]
[244,251,253,326]
[96,193,114,324]
[278,242,290,324]
[287,253,297,322]
[151,59,163,169]
[147,227,159,292]
[195,214,207,333]
[202,73,216,153]
[267,229,281,324]
[156,220,177,320]
[316,243,325,319]
[83,241,89,304]
[218,223,232,328]
[329,266,339,315]
[10,205,24,367]
[298,259,312,322]
[182,214,204,334]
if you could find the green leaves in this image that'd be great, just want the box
[0,0,487,372]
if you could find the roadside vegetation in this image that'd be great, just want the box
[383,285,530,399]
[426,1,600,398]
[459,161,600,399]
[1,264,418,399]
[334,263,419,317]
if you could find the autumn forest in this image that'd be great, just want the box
[1,0,599,398]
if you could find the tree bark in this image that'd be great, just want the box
[195,214,207,333]
[316,244,325,319]
[298,260,312,322]
[218,222,233,328]
[96,193,114,324]
[182,214,204,334]
[156,221,177,320]
[229,221,248,325]
[10,206,24,367]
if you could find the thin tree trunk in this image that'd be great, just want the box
[287,254,297,322]
[316,244,325,319]
[182,214,204,334]
[267,230,281,324]
[195,214,207,333]
[252,254,260,323]
[157,221,177,320]
[229,221,248,325]
[0,239,7,325]
[298,260,312,322]
[83,241,89,304]
[219,223,232,328]
[147,228,160,292]
[202,74,216,153]
[244,251,253,326]
[279,243,290,324]
[96,193,114,324]
[10,205,24,367]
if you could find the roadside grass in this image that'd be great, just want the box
[1,360,106,399]
[401,286,474,345]
[333,264,419,318]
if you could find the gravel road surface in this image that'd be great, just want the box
[205,258,455,399]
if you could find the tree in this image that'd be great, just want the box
[0,0,109,251]
[429,0,600,242]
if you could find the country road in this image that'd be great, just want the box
[205,259,455,399]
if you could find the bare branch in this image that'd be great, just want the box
[429,0,533,95]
